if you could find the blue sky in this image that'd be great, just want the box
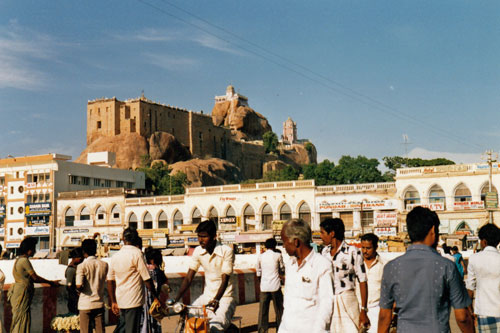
[1,0,499,166]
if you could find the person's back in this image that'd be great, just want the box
[258,249,283,292]
[78,256,108,308]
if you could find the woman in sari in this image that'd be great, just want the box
[9,237,59,333]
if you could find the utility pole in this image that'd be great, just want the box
[481,150,498,224]
[402,134,412,166]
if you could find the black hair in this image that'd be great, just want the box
[81,239,97,256]
[406,206,440,243]
[19,237,38,256]
[320,218,345,241]
[70,247,84,259]
[478,223,500,247]
[264,238,277,249]
[195,220,217,238]
[361,233,379,250]
[133,236,143,250]
[442,244,451,254]
[145,246,163,267]
[123,227,139,243]
[451,246,459,252]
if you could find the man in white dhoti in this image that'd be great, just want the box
[320,218,369,333]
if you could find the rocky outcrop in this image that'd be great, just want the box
[148,132,191,163]
[169,158,242,187]
[76,133,149,169]
[212,100,272,141]
[263,160,289,173]
[278,143,317,167]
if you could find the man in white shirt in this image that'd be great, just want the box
[466,223,500,332]
[320,218,369,333]
[107,228,159,333]
[360,233,384,333]
[76,239,108,333]
[257,237,284,333]
[279,218,334,333]
[175,220,237,332]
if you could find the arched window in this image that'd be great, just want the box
[226,206,236,217]
[481,183,498,202]
[454,184,472,202]
[158,211,168,229]
[111,205,121,221]
[261,204,273,230]
[173,210,183,231]
[299,202,311,225]
[192,208,202,224]
[96,205,106,222]
[280,203,292,221]
[143,212,153,229]
[128,213,138,230]
[80,206,91,220]
[429,185,446,209]
[404,186,420,210]
[243,205,255,231]
[209,207,218,225]
[65,208,75,227]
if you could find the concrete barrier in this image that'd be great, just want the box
[1,269,259,332]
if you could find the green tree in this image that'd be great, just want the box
[332,155,385,184]
[263,165,300,182]
[137,162,189,195]
[382,156,455,180]
[301,159,336,185]
[263,131,278,154]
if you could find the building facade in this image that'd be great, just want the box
[0,154,145,251]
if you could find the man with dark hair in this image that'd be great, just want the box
[451,246,467,279]
[257,238,284,332]
[379,207,474,332]
[360,233,384,333]
[107,228,159,333]
[65,247,84,313]
[466,223,500,332]
[76,239,108,333]
[320,218,369,332]
[175,220,236,332]
[279,219,334,332]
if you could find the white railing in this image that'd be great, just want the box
[185,180,315,194]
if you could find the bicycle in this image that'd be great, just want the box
[165,299,240,333]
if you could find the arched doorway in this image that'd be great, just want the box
[143,212,153,229]
[298,202,311,225]
[128,213,138,230]
[280,203,292,221]
[243,205,255,231]
[261,204,273,230]
[192,207,202,224]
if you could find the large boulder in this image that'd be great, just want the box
[75,133,149,169]
[148,132,191,163]
[169,158,242,187]
[212,100,272,141]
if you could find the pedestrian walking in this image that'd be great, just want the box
[257,238,284,333]
[359,233,384,333]
[320,218,369,332]
[107,228,159,333]
[140,247,169,333]
[76,239,108,333]
[8,237,59,333]
[451,246,467,280]
[65,247,83,314]
[378,207,474,333]
[174,220,237,332]
[278,219,334,333]
[466,223,500,332]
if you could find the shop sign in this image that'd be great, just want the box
[153,231,166,238]
[318,200,397,212]
[0,205,5,218]
[170,238,185,246]
[363,200,397,210]
[219,223,237,231]
[177,224,198,232]
[220,232,237,243]
[453,201,485,210]
[219,217,236,223]
[70,237,82,243]
[109,218,121,225]
[235,233,273,243]
[63,228,90,234]
[26,182,37,189]
[102,234,121,243]
[245,219,257,226]
[374,227,397,237]
[187,237,199,244]
[25,202,51,216]
[26,226,50,235]
[272,220,286,232]
[219,196,238,202]
[74,219,94,227]
[27,216,49,227]
[6,243,20,249]
[406,203,444,211]
[485,192,498,209]
[151,238,167,247]
[439,220,450,234]
[374,212,398,227]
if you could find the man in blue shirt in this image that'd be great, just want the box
[378,207,474,333]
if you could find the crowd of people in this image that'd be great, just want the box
[3,207,500,332]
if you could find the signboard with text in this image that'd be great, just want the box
[26,226,50,235]
[453,201,485,210]
[318,199,397,212]
[406,203,445,211]
[0,205,5,219]
[374,227,398,237]
[219,217,237,231]
[374,211,398,227]
[25,202,51,216]
[485,192,498,209]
